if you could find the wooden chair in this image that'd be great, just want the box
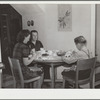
[62,57,96,88]
[95,61,100,87]
[8,57,41,88]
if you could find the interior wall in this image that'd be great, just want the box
[44,4,91,52]
[22,10,46,46]
[96,4,100,61]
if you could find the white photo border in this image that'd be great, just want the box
[0,1,100,99]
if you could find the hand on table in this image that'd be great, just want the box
[28,52,37,59]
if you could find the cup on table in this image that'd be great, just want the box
[48,50,53,55]
[52,50,57,56]
[40,48,45,54]
[40,48,44,51]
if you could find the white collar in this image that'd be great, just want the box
[32,40,36,44]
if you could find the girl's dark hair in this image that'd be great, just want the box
[74,36,87,44]
[17,29,30,43]
[30,30,38,41]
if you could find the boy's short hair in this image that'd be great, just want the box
[74,36,87,44]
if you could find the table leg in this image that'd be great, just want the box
[92,70,95,88]
[51,64,55,88]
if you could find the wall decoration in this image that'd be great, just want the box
[31,20,34,26]
[58,4,72,31]
[27,21,30,26]
[27,20,34,26]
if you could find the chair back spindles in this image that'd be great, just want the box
[62,57,96,88]
[76,57,96,88]
[8,57,24,88]
[8,57,41,88]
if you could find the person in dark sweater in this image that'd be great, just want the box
[27,30,43,51]
[13,29,44,88]
[27,30,50,79]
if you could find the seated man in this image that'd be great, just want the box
[27,30,43,51]
[27,30,50,79]
[62,36,92,88]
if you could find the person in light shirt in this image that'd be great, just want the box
[62,36,92,88]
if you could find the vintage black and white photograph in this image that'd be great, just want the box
[0,3,100,91]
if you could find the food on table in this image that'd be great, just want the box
[56,50,66,56]
[42,53,49,56]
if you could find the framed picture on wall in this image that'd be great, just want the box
[58,4,72,31]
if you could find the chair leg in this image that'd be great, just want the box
[24,83,30,88]
[29,82,33,88]
[33,80,42,88]
[90,72,95,89]
[13,80,16,88]
[76,83,78,88]
[37,80,41,88]
[38,73,44,88]
[33,81,38,88]
[33,73,44,88]
[90,82,94,88]
[62,79,66,88]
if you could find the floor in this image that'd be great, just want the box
[2,74,65,88]
[42,82,63,88]
[3,81,100,89]
[2,74,100,89]
[2,81,64,89]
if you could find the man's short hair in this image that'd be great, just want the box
[31,30,38,34]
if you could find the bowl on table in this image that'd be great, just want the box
[56,51,66,56]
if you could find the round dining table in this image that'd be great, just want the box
[33,55,66,88]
